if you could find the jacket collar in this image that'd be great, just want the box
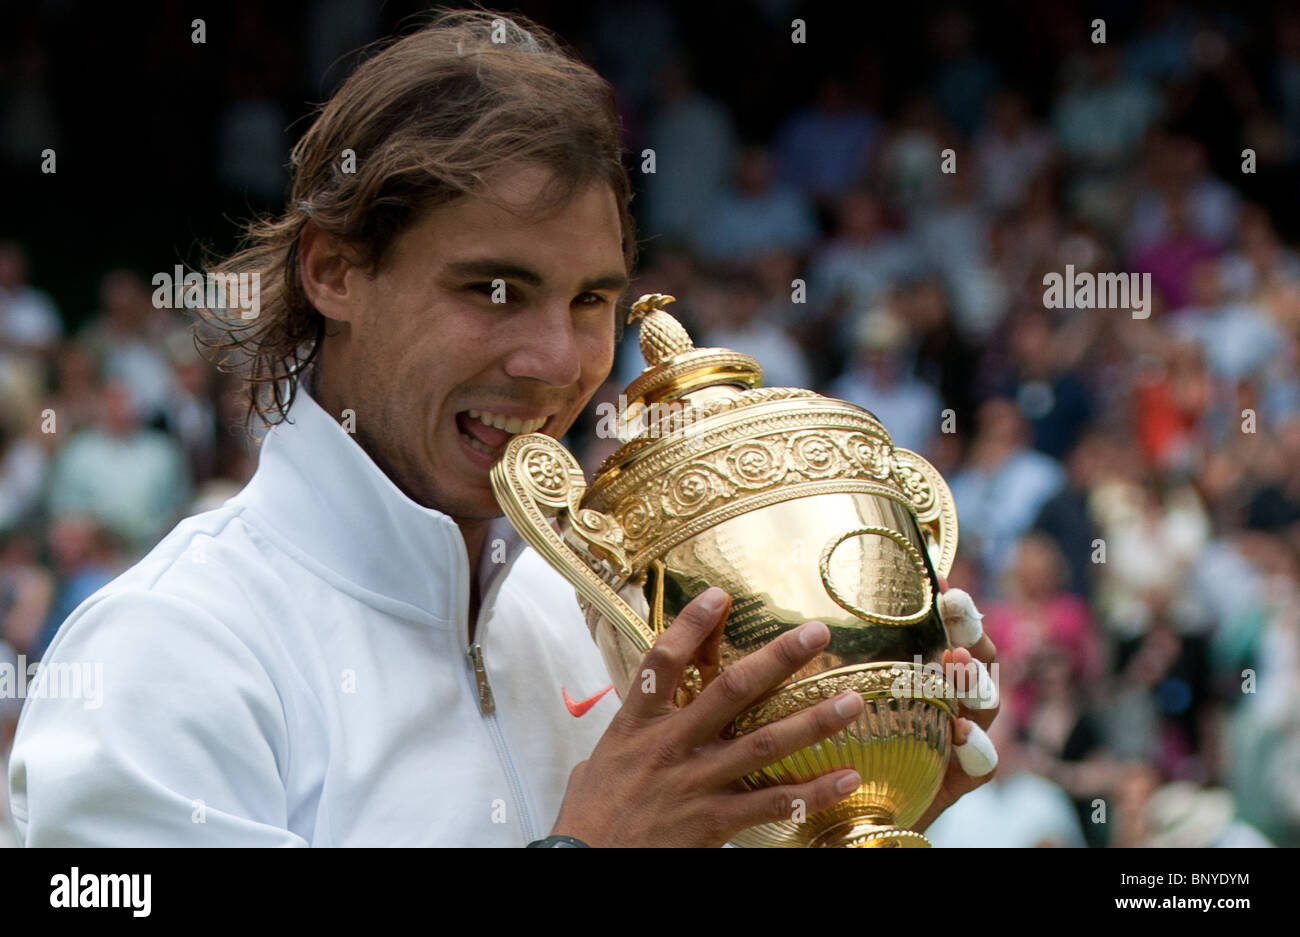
[232,388,526,625]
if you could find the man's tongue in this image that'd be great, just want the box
[458,412,511,449]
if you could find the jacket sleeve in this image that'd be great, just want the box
[7,588,308,847]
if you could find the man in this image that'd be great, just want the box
[8,11,998,847]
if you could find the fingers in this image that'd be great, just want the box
[941,646,999,712]
[953,718,998,777]
[694,601,728,689]
[706,691,864,783]
[938,587,984,647]
[937,585,999,735]
[624,586,730,718]
[681,620,832,743]
[721,769,861,834]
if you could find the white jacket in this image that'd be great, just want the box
[8,391,620,846]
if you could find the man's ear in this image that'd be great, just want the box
[299,221,367,324]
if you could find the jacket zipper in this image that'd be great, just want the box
[455,523,538,844]
[468,644,495,713]
[465,641,537,843]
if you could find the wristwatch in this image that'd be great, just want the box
[526,834,590,848]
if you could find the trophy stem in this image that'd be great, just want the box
[809,817,931,848]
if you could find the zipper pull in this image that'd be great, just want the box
[467,643,495,714]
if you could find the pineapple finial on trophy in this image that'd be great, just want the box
[629,293,693,365]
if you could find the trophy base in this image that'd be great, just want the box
[809,820,930,848]
[725,662,957,848]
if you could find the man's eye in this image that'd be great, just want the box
[574,292,608,307]
[471,282,512,302]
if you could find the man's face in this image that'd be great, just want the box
[317,164,627,520]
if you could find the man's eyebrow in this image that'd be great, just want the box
[445,259,628,294]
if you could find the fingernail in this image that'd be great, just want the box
[834,691,863,719]
[697,587,727,615]
[835,771,861,794]
[799,620,830,650]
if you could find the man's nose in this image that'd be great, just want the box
[502,300,584,386]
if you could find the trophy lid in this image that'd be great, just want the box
[616,294,764,442]
[585,294,956,579]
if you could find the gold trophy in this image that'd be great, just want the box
[491,294,960,847]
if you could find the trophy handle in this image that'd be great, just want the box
[490,433,657,653]
[891,448,959,580]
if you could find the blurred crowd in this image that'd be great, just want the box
[0,251,263,846]
[4,0,1300,847]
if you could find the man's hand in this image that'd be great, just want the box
[911,577,1000,832]
[552,586,864,848]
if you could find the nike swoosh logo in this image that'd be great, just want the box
[562,684,614,717]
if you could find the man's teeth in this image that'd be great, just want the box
[466,409,547,434]
[462,434,498,456]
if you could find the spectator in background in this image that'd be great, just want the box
[0,241,62,360]
[1126,132,1238,252]
[1223,537,1300,846]
[0,404,47,535]
[1129,193,1222,312]
[875,93,953,221]
[1018,642,1121,847]
[828,307,941,454]
[1217,203,1300,299]
[991,307,1094,461]
[911,156,988,290]
[985,532,1102,733]
[45,380,190,557]
[33,516,119,659]
[1053,45,1161,173]
[216,7,294,208]
[692,146,818,264]
[1091,473,1210,643]
[1140,780,1274,847]
[79,270,174,427]
[925,694,1087,847]
[1133,331,1211,473]
[948,397,1065,587]
[1259,288,1300,424]
[974,91,1056,212]
[773,76,880,208]
[1173,259,1282,384]
[161,329,219,484]
[640,59,736,242]
[0,532,53,660]
[1054,44,1161,231]
[928,7,999,136]
[808,189,919,325]
[905,278,977,423]
[695,270,812,390]
[45,342,102,439]
[1031,429,1110,599]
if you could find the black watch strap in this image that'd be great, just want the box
[526,834,590,848]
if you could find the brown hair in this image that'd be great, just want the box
[202,9,637,427]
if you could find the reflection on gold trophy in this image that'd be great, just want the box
[491,294,960,847]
